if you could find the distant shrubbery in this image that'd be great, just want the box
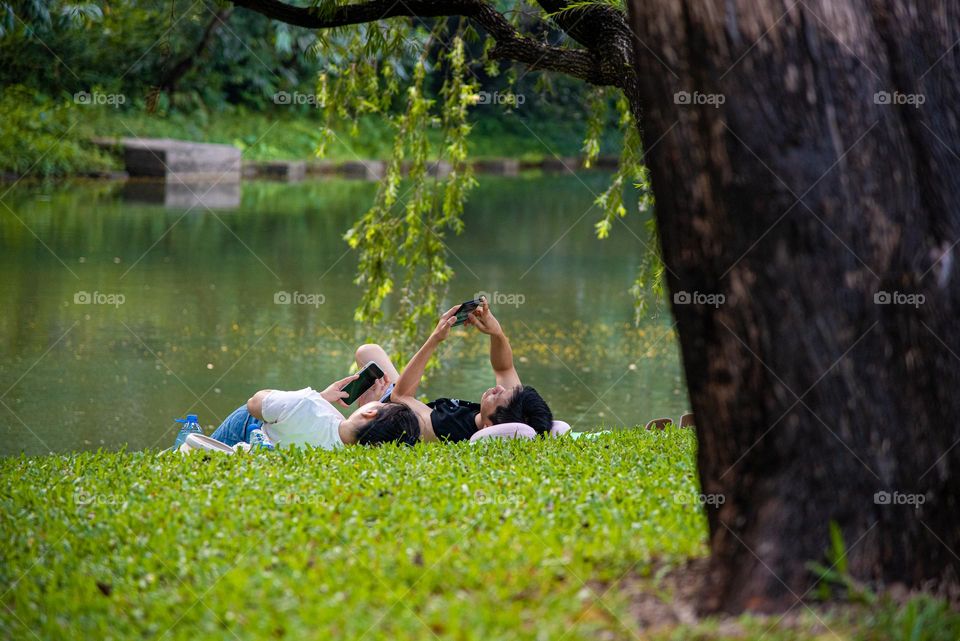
[0,0,623,176]
[0,85,115,176]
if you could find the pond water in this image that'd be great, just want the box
[0,174,685,455]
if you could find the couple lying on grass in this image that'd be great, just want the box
[205,299,553,450]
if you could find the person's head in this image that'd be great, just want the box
[480,385,553,436]
[344,401,420,446]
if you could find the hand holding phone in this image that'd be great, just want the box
[465,298,502,336]
[340,361,385,405]
[452,298,482,327]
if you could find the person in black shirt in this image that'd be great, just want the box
[362,297,552,442]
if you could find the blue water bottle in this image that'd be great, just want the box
[171,414,203,451]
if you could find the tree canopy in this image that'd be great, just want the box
[0,0,657,359]
[221,0,655,358]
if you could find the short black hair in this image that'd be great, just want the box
[489,386,553,436]
[355,403,420,446]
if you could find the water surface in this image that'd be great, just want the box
[0,174,685,455]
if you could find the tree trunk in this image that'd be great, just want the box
[627,0,960,612]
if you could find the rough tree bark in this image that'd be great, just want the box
[627,0,960,612]
[229,0,630,88]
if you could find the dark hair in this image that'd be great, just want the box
[355,403,420,446]
[489,386,553,436]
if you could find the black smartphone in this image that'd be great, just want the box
[341,361,385,405]
[453,298,482,326]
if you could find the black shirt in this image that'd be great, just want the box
[427,398,480,442]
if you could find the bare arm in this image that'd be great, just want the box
[391,306,459,399]
[467,300,522,389]
[489,332,522,389]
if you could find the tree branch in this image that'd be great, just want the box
[229,0,628,88]
[532,0,642,122]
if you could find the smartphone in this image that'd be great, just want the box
[453,298,482,326]
[341,361,385,405]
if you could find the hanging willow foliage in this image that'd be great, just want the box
[313,16,659,364]
[319,22,478,364]
[583,89,661,322]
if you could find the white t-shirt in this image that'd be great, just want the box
[260,387,345,450]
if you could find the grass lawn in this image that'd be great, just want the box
[1,87,620,177]
[83,105,600,163]
[1,429,957,640]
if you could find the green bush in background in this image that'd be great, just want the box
[0,85,115,177]
[0,0,624,176]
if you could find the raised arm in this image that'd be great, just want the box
[392,306,459,399]
[467,300,522,389]
[389,306,460,442]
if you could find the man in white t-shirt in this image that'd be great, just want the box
[209,372,419,450]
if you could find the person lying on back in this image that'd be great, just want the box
[207,372,419,450]
[386,298,553,442]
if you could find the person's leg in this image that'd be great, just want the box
[355,343,402,403]
[355,343,400,383]
[210,405,262,446]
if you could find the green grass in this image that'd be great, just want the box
[85,106,390,162]
[2,88,618,176]
[1,429,956,640]
[83,104,598,163]
[1,429,704,639]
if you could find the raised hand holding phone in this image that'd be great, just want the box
[452,298,482,327]
[466,297,503,336]
[431,305,461,342]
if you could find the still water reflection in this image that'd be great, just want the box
[0,174,686,455]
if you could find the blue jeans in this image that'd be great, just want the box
[210,405,262,447]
